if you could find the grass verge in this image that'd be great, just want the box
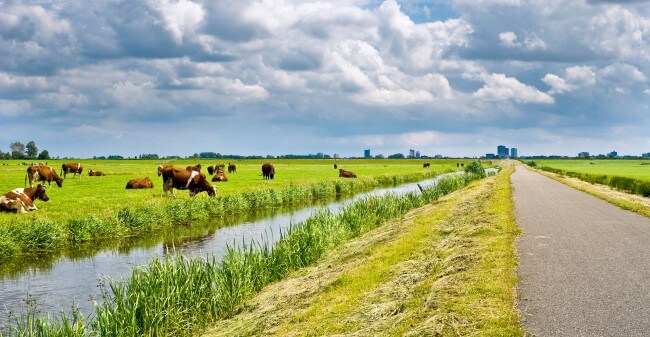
[202,167,522,336]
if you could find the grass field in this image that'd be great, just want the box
[533,159,650,182]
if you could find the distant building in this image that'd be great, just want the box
[364,149,371,158]
[333,153,340,159]
[510,148,518,158]
[316,152,324,159]
[486,153,496,159]
[578,152,590,158]
[608,150,618,158]
[643,152,650,158]
[415,151,421,158]
[497,145,509,159]
[408,149,415,158]
[434,154,442,159]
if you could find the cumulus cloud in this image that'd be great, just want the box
[499,31,547,50]
[474,73,554,104]
[543,66,597,94]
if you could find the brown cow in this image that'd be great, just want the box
[339,169,357,178]
[161,166,217,197]
[0,184,49,213]
[423,163,430,168]
[25,165,63,188]
[126,177,154,189]
[228,163,237,173]
[157,164,173,177]
[61,163,83,179]
[88,169,105,176]
[186,164,202,173]
[211,172,228,182]
[262,163,275,180]
[207,165,215,175]
[215,164,226,173]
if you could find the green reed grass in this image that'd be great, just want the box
[1,172,481,337]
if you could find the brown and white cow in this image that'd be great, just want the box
[157,164,173,177]
[186,164,201,173]
[160,166,217,197]
[88,169,105,176]
[339,169,357,178]
[211,172,228,182]
[0,184,49,213]
[228,163,237,173]
[126,177,154,189]
[61,163,83,179]
[25,165,63,188]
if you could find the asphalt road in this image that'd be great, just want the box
[512,166,650,337]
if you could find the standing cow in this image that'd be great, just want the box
[160,166,217,197]
[0,184,49,213]
[186,164,202,173]
[262,163,275,180]
[25,165,63,188]
[228,163,237,173]
[61,163,83,179]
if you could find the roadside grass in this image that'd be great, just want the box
[205,167,522,336]
[0,170,482,336]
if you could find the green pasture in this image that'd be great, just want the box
[0,159,465,224]
[533,159,650,182]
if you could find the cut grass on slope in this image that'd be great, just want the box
[203,167,523,336]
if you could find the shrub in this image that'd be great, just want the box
[464,160,486,178]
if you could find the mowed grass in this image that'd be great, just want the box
[534,159,650,182]
[0,159,461,224]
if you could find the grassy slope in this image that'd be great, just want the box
[534,159,650,182]
[203,167,522,336]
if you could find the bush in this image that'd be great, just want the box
[464,160,486,178]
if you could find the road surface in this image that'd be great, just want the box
[512,166,650,336]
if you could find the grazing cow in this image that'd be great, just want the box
[228,163,237,173]
[186,164,202,173]
[88,169,105,176]
[61,163,83,179]
[461,163,464,167]
[423,163,430,168]
[261,163,275,180]
[334,164,338,169]
[212,172,228,182]
[0,184,49,213]
[207,165,215,175]
[126,177,154,189]
[161,166,217,197]
[25,165,63,188]
[339,169,357,178]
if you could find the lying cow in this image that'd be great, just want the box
[0,184,49,213]
[88,169,105,176]
[126,177,154,189]
[339,169,357,178]
[160,166,216,197]
[25,165,63,188]
[61,163,83,179]
[212,172,228,182]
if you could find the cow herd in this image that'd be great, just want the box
[1,161,361,214]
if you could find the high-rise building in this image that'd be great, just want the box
[510,148,518,158]
[408,149,415,158]
[486,153,495,159]
[497,145,509,159]
[608,150,618,158]
[415,151,421,158]
[578,152,590,158]
[364,149,371,158]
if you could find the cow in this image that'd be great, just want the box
[160,166,217,197]
[126,177,154,189]
[207,165,215,175]
[262,163,275,180]
[339,169,357,178]
[215,164,226,173]
[157,164,173,177]
[186,164,201,173]
[423,163,430,168]
[212,172,228,182]
[88,169,105,176]
[61,163,83,179]
[25,165,63,188]
[228,163,237,173]
[334,164,338,169]
[0,184,49,213]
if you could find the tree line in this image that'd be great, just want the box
[0,141,50,160]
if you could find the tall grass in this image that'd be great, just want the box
[1,172,483,337]
[537,166,650,197]
[0,171,443,260]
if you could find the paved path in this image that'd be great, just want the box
[512,166,650,337]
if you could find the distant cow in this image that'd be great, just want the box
[25,165,63,188]
[262,163,275,180]
[88,169,105,176]
[186,164,202,173]
[212,172,228,182]
[61,163,83,179]
[161,166,216,197]
[423,163,430,168]
[0,184,49,213]
[207,165,215,175]
[215,164,226,173]
[228,163,237,173]
[126,177,154,189]
[334,164,338,169]
[339,169,357,178]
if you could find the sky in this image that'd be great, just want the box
[1,0,648,158]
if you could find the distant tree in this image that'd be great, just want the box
[38,150,50,160]
[26,141,38,159]
[374,154,385,159]
[387,153,405,159]
[107,155,123,160]
[9,141,25,159]
[140,153,159,159]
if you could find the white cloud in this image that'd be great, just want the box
[474,73,554,104]
[499,31,546,50]
[598,63,646,83]
[152,0,205,44]
[499,31,518,47]
[543,65,596,94]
